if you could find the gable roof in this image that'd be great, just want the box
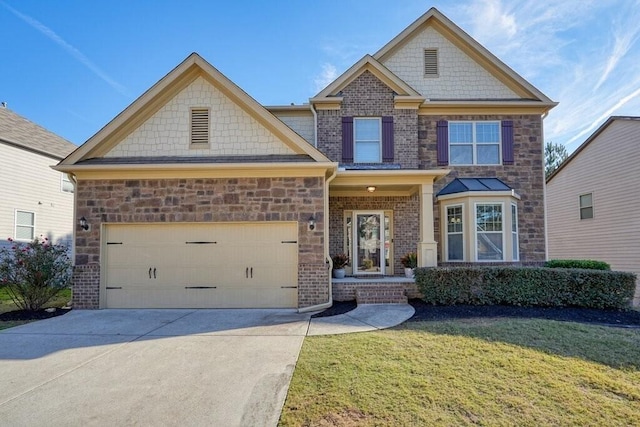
[312,54,423,100]
[60,53,330,166]
[373,7,556,106]
[546,116,640,182]
[0,106,76,159]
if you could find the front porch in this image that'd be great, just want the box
[332,276,421,304]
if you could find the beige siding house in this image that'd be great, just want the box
[547,116,640,305]
[56,8,555,310]
[0,106,77,251]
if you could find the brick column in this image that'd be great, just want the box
[418,182,438,267]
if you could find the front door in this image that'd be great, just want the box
[354,212,385,274]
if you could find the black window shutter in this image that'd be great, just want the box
[342,117,354,163]
[382,116,394,162]
[436,120,449,166]
[501,120,514,165]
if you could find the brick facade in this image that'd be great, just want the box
[419,115,546,263]
[317,70,419,168]
[74,176,327,309]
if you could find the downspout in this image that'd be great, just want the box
[298,166,338,313]
[310,102,318,148]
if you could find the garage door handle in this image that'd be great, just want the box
[186,241,217,244]
[185,286,217,289]
[250,267,253,278]
[281,286,297,289]
[153,268,157,279]
[149,268,152,279]
[246,267,249,278]
[106,286,122,289]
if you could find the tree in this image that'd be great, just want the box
[545,141,569,178]
[0,237,72,311]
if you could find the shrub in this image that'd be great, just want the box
[414,266,636,310]
[0,237,72,311]
[545,259,611,270]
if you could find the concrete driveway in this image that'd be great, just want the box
[0,309,311,427]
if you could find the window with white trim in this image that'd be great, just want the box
[354,118,381,163]
[476,203,503,261]
[15,210,35,241]
[61,173,74,193]
[446,205,464,261]
[449,121,501,165]
[579,193,593,220]
[511,203,519,261]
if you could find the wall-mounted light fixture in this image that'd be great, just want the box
[79,216,89,231]
[308,215,316,231]
[366,186,376,193]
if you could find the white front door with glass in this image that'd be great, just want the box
[345,211,391,275]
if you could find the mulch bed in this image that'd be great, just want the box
[312,299,640,328]
[408,299,640,327]
[0,307,71,322]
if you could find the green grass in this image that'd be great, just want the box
[280,319,640,426]
[0,287,71,330]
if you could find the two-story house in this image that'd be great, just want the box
[55,8,556,310]
[0,105,76,252]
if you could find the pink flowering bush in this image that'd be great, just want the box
[0,237,72,311]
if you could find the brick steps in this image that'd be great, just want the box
[355,283,408,304]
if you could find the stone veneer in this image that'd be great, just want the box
[329,196,419,275]
[419,114,546,263]
[317,70,419,168]
[73,177,328,309]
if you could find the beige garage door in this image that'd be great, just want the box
[103,222,298,308]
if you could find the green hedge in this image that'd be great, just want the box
[545,259,611,270]
[414,266,636,309]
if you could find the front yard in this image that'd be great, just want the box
[280,318,640,426]
[0,287,71,330]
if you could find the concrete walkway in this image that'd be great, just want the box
[307,303,415,336]
[0,304,413,426]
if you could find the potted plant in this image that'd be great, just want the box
[400,252,417,278]
[331,253,349,279]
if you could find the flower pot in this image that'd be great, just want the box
[333,268,346,279]
[404,267,415,279]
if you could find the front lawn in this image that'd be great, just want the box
[280,319,640,426]
[0,287,71,330]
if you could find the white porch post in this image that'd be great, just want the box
[418,181,438,267]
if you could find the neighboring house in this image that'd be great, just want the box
[547,116,640,306]
[55,8,556,310]
[0,105,76,252]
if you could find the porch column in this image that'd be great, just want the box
[418,182,438,267]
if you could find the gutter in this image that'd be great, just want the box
[298,166,338,313]
[310,102,318,148]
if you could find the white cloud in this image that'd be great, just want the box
[313,63,339,94]
[456,0,640,152]
[1,2,130,97]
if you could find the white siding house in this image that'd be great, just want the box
[547,116,640,306]
[0,106,77,251]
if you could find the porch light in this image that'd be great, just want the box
[308,215,316,231]
[366,186,376,193]
[79,216,89,231]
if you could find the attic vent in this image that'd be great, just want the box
[190,108,210,145]
[424,49,438,76]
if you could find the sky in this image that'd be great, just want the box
[2,0,640,153]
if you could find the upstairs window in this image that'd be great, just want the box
[354,118,381,163]
[190,108,210,145]
[579,193,593,219]
[424,49,438,76]
[449,121,501,165]
[15,210,35,241]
